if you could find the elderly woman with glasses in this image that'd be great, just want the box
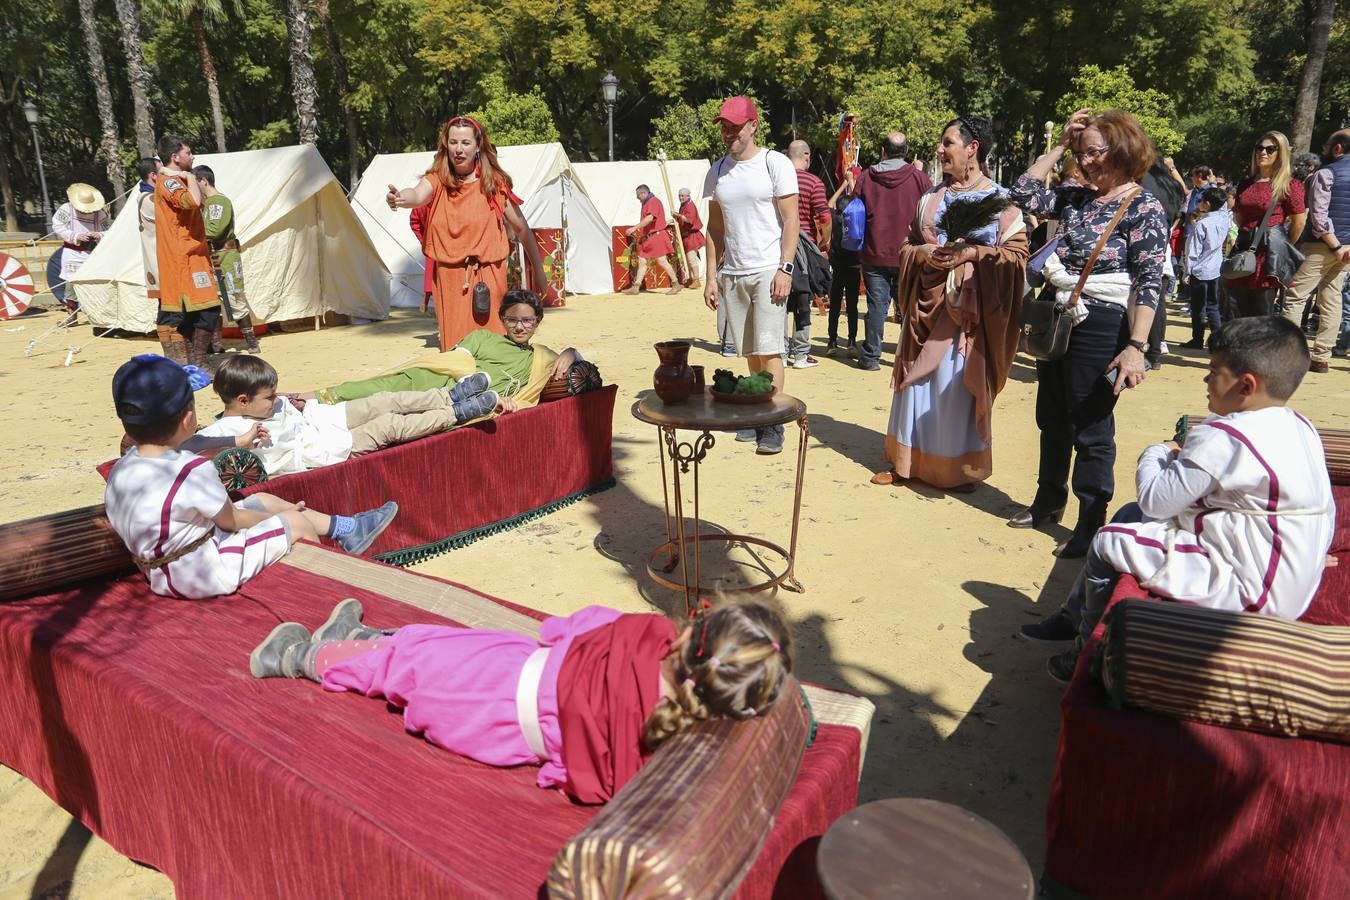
[311,290,583,411]
[1228,131,1307,317]
[1006,108,1169,558]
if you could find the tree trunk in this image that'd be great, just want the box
[78,0,128,206]
[313,0,358,186]
[0,134,16,232]
[111,0,156,159]
[191,7,228,152]
[1291,0,1336,152]
[285,0,319,144]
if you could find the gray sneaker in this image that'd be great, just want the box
[859,359,880,371]
[452,389,499,423]
[312,598,391,642]
[735,428,758,442]
[756,424,784,455]
[1016,609,1077,647]
[448,371,492,403]
[720,341,737,357]
[249,622,313,679]
[338,501,399,555]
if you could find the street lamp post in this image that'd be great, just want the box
[601,71,619,162]
[22,100,52,232]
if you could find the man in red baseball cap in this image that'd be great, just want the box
[702,95,800,455]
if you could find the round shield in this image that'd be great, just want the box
[0,252,35,320]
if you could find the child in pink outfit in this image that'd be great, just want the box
[250,599,792,803]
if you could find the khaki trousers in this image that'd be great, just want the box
[344,389,456,456]
[1281,244,1350,363]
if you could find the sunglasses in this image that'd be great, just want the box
[1255,144,1278,154]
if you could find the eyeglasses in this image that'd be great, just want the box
[504,316,538,327]
[1255,144,1278,154]
[1078,145,1111,162]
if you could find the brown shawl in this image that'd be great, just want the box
[892,186,1029,443]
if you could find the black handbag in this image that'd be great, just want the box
[1019,188,1139,361]
[1221,195,1278,282]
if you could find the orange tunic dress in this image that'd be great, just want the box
[420,178,515,351]
[153,173,220,313]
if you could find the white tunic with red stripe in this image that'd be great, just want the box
[104,448,291,599]
[1094,407,1334,618]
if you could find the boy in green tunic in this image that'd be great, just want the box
[194,166,262,353]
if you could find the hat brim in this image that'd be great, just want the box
[66,183,106,214]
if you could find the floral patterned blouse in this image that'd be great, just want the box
[1010,174,1169,310]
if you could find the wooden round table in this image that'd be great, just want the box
[816,799,1035,900]
[632,389,808,613]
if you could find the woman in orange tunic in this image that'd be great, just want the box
[387,117,547,351]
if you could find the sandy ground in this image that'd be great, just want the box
[1,291,1346,898]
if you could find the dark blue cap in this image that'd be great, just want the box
[112,354,193,425]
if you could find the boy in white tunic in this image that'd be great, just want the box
[105,356,400,599]
[197,356,499,475]
[1020,317,1335,682]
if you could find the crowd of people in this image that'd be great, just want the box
[84,89,1345,803]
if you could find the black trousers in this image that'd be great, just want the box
[156,306,221,337]
[1229,285,1278,317]
[1033,303,1129,543]
[828,264,860,344]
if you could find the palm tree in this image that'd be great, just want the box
[1291,0,1337,152]
[285,0,318,144]
[111,0,156,158]
[313,0,358,184]
[77,0,128,205]
[157,0,237,152]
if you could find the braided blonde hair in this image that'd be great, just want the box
[642,602,793,751]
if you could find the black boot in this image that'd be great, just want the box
[249,622,319,680]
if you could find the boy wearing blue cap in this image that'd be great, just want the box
[105,355,399,599]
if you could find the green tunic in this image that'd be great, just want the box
[322,330,539,402]
[202,193,248,309]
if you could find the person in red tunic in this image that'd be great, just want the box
[1229,130,1307,317]
[248,599,793,804]
[677,187,706,289]
[387,117,547,351]
[623,185,682,295]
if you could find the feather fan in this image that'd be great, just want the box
[936,193,1012,243]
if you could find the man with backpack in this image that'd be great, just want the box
[852,132,932,370]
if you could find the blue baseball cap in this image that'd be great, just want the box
[112,354,193,425]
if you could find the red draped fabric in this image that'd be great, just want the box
[0,550,861,898]
[1044,485,1350,898]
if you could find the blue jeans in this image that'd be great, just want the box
[1338,277,1350,352]
[1063,502,1143,644]
[861,265,897,364]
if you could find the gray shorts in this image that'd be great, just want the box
[718,268,786,356]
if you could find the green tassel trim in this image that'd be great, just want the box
[797,684,819,747]
[374,478,617,567]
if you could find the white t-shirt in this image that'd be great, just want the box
[198,396,352,475]
[702,148,797,275]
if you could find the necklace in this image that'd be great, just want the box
[949,175,989,193]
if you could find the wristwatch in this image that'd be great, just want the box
[778,261,795,275]
[1127,339,1148,352]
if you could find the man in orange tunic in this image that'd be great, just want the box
[154,135,221,368]
[386,117,546,351]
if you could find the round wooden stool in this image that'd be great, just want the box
[817,798,1035,899]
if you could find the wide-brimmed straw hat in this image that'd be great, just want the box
[66,183,106,214]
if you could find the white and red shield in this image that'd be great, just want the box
[0,252,35,320]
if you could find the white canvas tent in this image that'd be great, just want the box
[570,159,712,238]
[350,143,613,307]
[70,144,389,333]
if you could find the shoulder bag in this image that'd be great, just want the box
[1019,187,1139,361]
[1221,194,1277,282]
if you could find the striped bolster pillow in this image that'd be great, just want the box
[548,676,809,899]
[1102,599,1350,743]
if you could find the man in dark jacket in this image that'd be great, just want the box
[853,132,932,370]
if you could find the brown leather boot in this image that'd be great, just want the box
[236,316,262,353]
[188,327,216,372]
[156,326,189,365]
[210,318,225,354]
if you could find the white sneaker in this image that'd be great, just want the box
[1159,341,1169,354]
[790,356,820,369]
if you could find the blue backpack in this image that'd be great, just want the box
[842,196,866,251]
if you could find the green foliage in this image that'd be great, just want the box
[1054,65,1185,156]
[463,74,559,145]
[649,97,770,161]
[814,68,955,162]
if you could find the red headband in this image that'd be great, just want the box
[446,115,484,137]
